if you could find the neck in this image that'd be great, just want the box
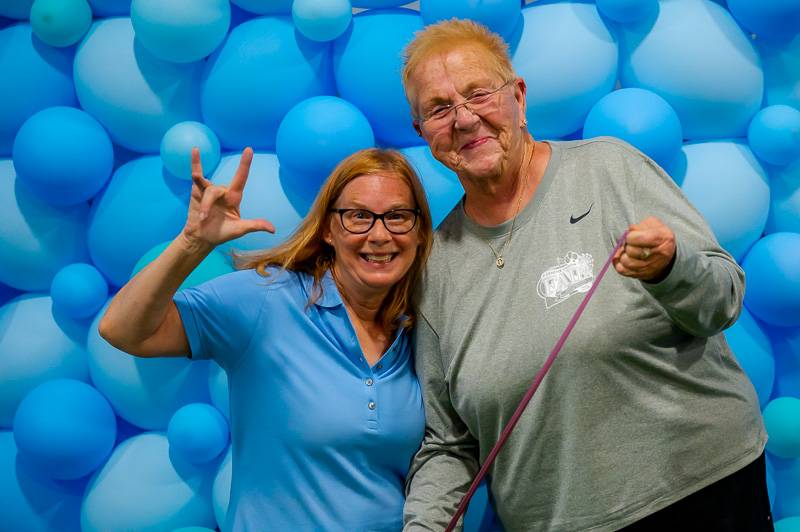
[331,266,386,326]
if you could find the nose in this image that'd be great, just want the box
[367,217,392,243]
[453,103,480,130]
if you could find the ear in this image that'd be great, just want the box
[413,120,423,137]
[513,77,528,122]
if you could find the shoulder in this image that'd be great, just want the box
[555,136,649,165]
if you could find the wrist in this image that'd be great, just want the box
[177,231,214,256]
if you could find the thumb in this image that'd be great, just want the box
[240,218,276,235]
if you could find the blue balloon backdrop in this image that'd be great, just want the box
[161,121,222,180]
[30,0,92,47]
[167,403,229,464]
[749,105,800,167]
[743,232,800,327]
[724,308,776,408]
[421,0,521,40]
[766,160,800,234]
[50,263,109,319]
[87,0,130,16]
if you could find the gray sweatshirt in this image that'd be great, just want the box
[403,138,766,531]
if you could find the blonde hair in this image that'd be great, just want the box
[234,148,433,333]
[402,18,516,104]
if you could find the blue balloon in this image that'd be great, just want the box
[207,362,229,420]
[74,18,204,153]
[0,24,76,155]
[766,159,800,234]
[131,0,231,63]
[292,0,351,42]
[81,432,218,531]
[764,397,800,458]
[87,303,211,429]
[596,0,657,24]
[229,0,291,14]
[87,0,130,16]
[759,35,800,112]
[512,2,617,139]
[0,159,90,291]
[201,17,334,151]
[777,517,800,532]
[723,308,775,408]
[51,263,109,319]
[728,0,800,41]
[0,0,34,19]
[167,403,229,464]
[0,431,85,532]
[399,145,464,229]
[276,96,374,209]
[160,121,221,180]
[0,283,21,308]
[748,105,800,166]
[677,141,770,261]
[743,232,800,327]
[211,447,231,528]
[211,152,302,252]
[13,379,116,480]
[618,0,763,140]
[132,242,234,287]
[768,454,800,520]
[0,294,90,428]
[30,0,92,47]
[583,88,683,169]
[351,0,407,6]
[13,106,114,206]
[420,0,521,41]
[87,156,189,287]
[770,324,800,398]
[333,9,425,147]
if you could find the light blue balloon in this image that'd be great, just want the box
[748,105,800,166]
[777,517,800,532]
[759,36,800,111]
[0,159,90,291]
[583,88,683,169]
[677,141,770,261]
[167,403,229,464]
[211,152,303,252]
[766,159,800,234]
[13,379,116,480]
[131,0,231,63]
[229,0,291,14]
[292,0,351,42]
[87,156,190,287]
[764,397,800,458]
[51,263,109,319]
[211,447,231,528]
[399,145,464,229]
[0,431,84,532]
[728,0,800,41]
[81,432,218,531]
[0,24,76,155]
[771,454,800,519]
[207,362,229,420]
[160,121,221,180]
[420,0,521,41]
[618,0,763,140]
[770,324,800,399]
[87,303,211,429]
[0,0,34,19]
[723,308,775,408]
[201,17,334,150]
[30,0,92,47]
[333,9,425,147]
[13,106,114,206]
[87,0,129,16]
[0,294,90,428]
[596,0,657,24]
[132,242,234,288]
[743,232,800,327]
[512,2,617,139]
[74,18,204,153]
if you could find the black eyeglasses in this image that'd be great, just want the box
[329,208,420,234]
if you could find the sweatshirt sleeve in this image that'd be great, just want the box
[403,311,479,532]
[633,156,745,337]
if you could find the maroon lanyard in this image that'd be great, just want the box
[445,231,629,532]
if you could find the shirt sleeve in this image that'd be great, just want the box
[633,156,745,337]
[403,311,480,532]
[173,269,268,370]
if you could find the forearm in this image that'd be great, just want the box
[99,232,212,351]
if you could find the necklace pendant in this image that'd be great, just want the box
[496,257,505,269]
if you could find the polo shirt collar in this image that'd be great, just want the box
[310,269,343,308]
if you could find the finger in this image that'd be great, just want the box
[198,185,227,220]
[626,229,663,248]
[624,244,651,261]
[229,147,254,194]
[240,218,276,235]
[619,252,650,271]
[191,148,213,191]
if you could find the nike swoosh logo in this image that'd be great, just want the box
[570,203,593,224]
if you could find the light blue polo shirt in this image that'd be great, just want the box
[174,268,425,532]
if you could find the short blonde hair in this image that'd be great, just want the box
[402,19,516,103]
[234,148,433,333]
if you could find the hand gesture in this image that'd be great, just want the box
[181,147,275,250]
[613,216,676,283]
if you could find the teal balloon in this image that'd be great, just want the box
[764,397,800,458]
[748,105,800,166]
[777,517,800,532]
[0,24,76,155]
[420,0,521,41]
[131,0,231,63]
[30,0,92,47]
[677,141,770,261]
[51,263,109,319]
[167,403,229,464]
[723,308,775,408]
[512,2,617,139]
[0,294,90,428]
[770,325,800,398]
[596,0,657,24]
[13,379,116,480]
[743,232,800,327]
[292,0,351,42]
[74,18,204,153]
[618,0,763,140]
[0,159,90,291]
[399,145,464,229]
[81,432,218,531]
[160,121,221,180]
[0,431,84,531]
[766,159,800,234]
[0,0,34,19]
[132,242,234,288]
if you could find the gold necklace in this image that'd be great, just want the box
[484,142,535,269]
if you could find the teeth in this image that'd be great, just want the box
[365,254,393,263]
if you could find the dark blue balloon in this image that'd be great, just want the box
[743,232,800,327]
[87,0,130,16]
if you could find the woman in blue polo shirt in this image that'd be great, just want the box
[99,147,433,531]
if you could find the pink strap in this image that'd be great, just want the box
[444,231,629,532]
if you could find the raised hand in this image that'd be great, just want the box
[613,216,677,283]
[182,147,275,250]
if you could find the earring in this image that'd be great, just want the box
[521,119,527,127]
